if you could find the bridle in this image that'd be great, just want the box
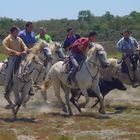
[85,61,99,82]
[18,59,43,83]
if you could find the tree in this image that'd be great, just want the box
[78,10,94,23]
[103,11,114,21]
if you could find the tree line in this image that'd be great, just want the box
[0,10,140,42]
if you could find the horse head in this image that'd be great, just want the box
[87,43,109,68]
[18,54,44,82]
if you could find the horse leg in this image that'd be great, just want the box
[61,85,73,116]
[92,86,105,114]
[12,104,21,120]
[13,89,21,107]
[22,95,31,108]
[70,91,81,113]
[78,88,89,108]
[91,98,99,108]
[4,89,14,109]
[53,81,67,113]
[12,91,21,120]
[41,91,48,103]
[13,87,29,119]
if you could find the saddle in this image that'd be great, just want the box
[62,56,84,73]
[129,53,139,71]
[62,57,72,73]
[120,53,139,74]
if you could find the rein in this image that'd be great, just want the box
[85,60,99,82]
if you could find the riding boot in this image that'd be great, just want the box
[68,66,78,84]
[57,48,65,60]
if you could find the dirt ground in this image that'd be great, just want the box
[0,85,140,140]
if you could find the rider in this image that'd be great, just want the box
[58,28,81,59]
[19,21,36,48]
[67,31,97,84]
[116,29,140,87]
[35,26,53,43]
[35,27,53,60]
[2,26,27,96]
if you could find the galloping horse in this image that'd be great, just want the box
[0,40,52,107]
[22,41,63,106]
[12,53,44,119]
[40,43,109,115]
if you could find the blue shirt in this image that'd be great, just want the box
[116,36,138,53]
[19,30,36,48]
[63,34,80,49]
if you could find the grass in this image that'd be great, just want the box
[0,54,7,61]
[108,52,122,59]
[0,43,122,61]
[0,45,8,61]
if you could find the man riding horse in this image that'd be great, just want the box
[116,29,140,87]
[67,31,98,84]
[2,26,28,98]
[58,28,81,59]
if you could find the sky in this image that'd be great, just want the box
[0,0,140,21]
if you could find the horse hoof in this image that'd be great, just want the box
[5,104,14,109]
[132,82,140,88]
[99,108,106,114]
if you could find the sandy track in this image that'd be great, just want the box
[0,86,140,140]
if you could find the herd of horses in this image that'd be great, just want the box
[0,40,140,120]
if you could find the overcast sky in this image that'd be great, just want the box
[0,0,140,21]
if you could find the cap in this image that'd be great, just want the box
[88,31,97,37]
[121,29,132,34]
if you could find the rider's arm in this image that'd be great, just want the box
[20,38,28,53]
[2,37,20,55]
[48,36,53,43]
[116,39,123,52]
[133,38,139,48]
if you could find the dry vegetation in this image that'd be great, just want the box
[0,86,140,140]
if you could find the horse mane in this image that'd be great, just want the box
[94,43,104,50]
[107,58,118,67]
[87,43,97,56]
[29,40,50,54]
[24,53,40,63]
[48,42,61,53]
[25,53,35,61]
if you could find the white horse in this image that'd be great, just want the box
[0,41,49,108]
[40,43,109,115]
[0,53,44,119]
[12,53,44,119]
[22,41,63,106]
[100,55,140,87]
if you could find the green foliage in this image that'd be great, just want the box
[0,10,140,42]
[0,54,7,61]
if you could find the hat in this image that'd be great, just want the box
[88,31,97,37]
[39,27,46,31]
[67,28,73,32]
[121,29,132,35]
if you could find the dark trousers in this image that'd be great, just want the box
[68,51,86,81]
